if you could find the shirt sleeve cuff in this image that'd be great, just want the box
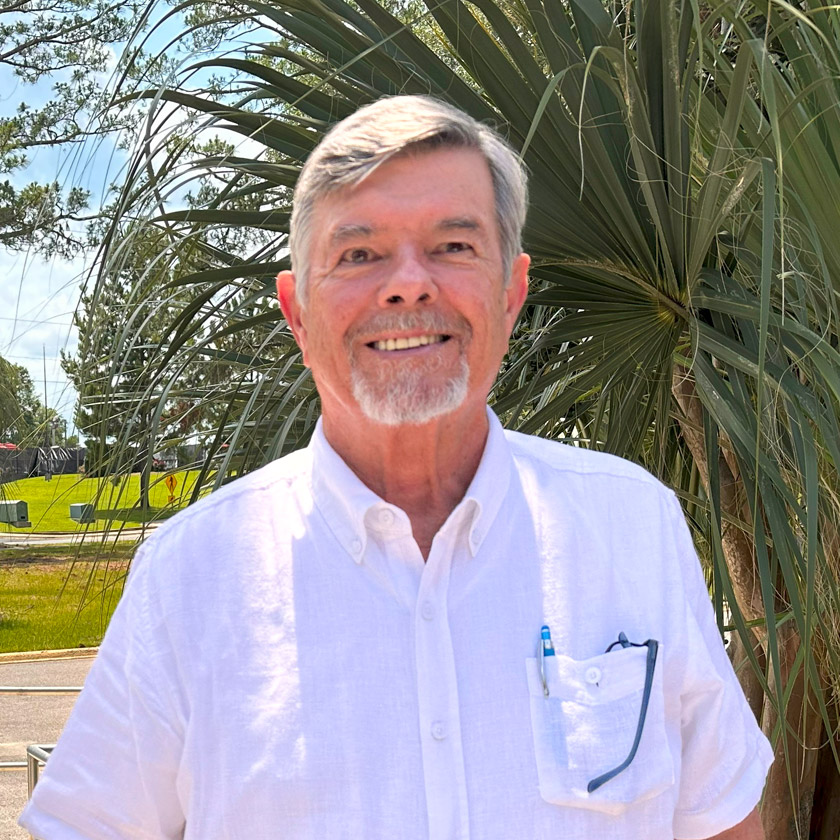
[19,805,98,840]
[673,735,774,839]
[19,800,163,840]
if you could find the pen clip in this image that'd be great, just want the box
[539,634,548,696]
[539,624,554,697]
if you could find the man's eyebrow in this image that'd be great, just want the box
[329,223,376,245]
[437,216,483,232]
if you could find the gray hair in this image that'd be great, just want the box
[289,95,528,303]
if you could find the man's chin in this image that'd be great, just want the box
[351,380,469,427]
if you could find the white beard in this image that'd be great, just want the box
[346,312,470,426]
[351,356,469,426]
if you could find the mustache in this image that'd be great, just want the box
[345,311,469,343]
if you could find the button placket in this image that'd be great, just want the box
[414,536,470,840]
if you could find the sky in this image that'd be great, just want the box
[1,12,274,444]
[0,247,86,435]
[0,10,199,442]
[0,60,118,441]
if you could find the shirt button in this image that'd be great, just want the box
[431,720,447,740]
[351,538,363,556]
[420,600,434,621]
[585,666,601,685]
[378,508,395,525]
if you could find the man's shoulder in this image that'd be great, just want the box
[140,447,313,551]
[503,427,665,492]
[182,446,310,512]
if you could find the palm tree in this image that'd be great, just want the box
[84,0,840,834]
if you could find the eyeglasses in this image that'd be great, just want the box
[587,632,659,793]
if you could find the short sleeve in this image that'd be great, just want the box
[664,492,774,839]
[18,539,187,840]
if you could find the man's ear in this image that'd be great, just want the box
[504,253,530,332]
[276,270,309,364]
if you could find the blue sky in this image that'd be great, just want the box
[0,13,180,441]
[0,58,121,440]
[1,13,273,443]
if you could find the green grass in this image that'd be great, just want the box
[0,471,204,532]
[0,543,134,653]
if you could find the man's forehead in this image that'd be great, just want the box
[315,145,492,206]
[304,146,499,258]
[327,216,485,245]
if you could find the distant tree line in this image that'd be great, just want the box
[0,354,76,446]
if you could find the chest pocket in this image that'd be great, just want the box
[525,645,674,815]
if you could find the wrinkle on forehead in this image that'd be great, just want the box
[329,217,484,245]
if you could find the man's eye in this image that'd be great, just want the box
[441,242,471,254]
[340,248,373,264]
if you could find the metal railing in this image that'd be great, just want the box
[0,744,55,840]
[0,684,80,775]
[0,759,28,772]
[0,744,58,789]
[0,685,81,773]
[25,744,54,796]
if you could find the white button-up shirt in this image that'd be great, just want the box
[20,410,772,840]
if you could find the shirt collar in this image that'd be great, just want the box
[309,406,512,563]
[310,420,381,564]
[458,406,512,557]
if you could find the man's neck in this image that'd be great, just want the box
[321,404,489,560]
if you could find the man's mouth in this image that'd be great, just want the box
[367,334,451,352]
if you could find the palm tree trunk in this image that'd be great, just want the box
[671,367,764,622]
[671,367,825,838]
[727,627,766,723]
[760,625,823,839]
[810,721,840,840]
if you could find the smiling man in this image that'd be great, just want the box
[277,143,529,558]
[21,96,771,840]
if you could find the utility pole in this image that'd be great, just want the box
[43,345,48,446]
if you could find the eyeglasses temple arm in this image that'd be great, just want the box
[587,640,658,794]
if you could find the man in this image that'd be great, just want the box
[21,95,772,839]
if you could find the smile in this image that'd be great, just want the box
[368,334,451,351]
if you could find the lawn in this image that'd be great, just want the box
[0,471,204,533]
[0,543,135,652]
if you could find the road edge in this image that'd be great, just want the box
[0,648,98,664]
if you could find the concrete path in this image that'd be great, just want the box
[0,526,158,548]
[0,654,95,839]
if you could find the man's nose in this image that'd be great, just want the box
[377,252,438,306]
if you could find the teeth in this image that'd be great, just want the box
[374,334,443,351]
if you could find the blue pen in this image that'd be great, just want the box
[541,625,556,657]
[539,625,555,696]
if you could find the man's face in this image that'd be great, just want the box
[277,147,529,427]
